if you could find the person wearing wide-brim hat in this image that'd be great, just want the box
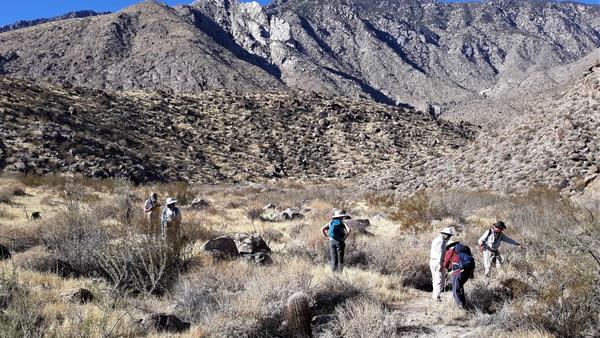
[478,221,524,277]
[161,197,183,255]
[321,209,352,272]
[430,226,456,301]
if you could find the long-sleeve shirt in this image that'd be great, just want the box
[443,247,459,270]
[430,234,447,264]
[478,228,519,251]
[161,207,182,225]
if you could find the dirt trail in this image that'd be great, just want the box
[390,291,477,337]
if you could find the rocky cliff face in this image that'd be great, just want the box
[0,0,599,113]
[0,76,474,183]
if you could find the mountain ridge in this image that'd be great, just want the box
[1,0,599,119]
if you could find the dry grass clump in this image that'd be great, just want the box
[175,259,314,337]
[0,272,45,338]
[333,299,400,338]
[0,181,26,205]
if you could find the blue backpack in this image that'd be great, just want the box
[328,219,346,241]
[452,243,475,274]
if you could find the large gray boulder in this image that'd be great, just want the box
[234,233,271,254]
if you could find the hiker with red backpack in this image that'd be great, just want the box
[478,221,524,277]
[443,241,475,309]
[321,209,352,272]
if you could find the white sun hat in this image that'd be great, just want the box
[440,227,456,236]
[332,209,351,219]
[166,198,178,205]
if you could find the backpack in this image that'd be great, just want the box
[328,219,346,241]
[452,243,475,275]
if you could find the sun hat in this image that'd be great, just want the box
[494,221,506,229]
[332,209,351,219]
[440,227,456,236]
[166,198,178,205]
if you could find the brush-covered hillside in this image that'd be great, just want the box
[0,76,474,184]
[370,60,600,196]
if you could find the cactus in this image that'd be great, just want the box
[286,292,312,338]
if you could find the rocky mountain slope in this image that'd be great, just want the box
[1,0,599,113]
[369,60,600,196]
[0,76,474,183]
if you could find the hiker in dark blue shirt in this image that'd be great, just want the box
[321,209,352,272]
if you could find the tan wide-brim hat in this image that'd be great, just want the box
[166,198,178,205]
[332,209,351,219]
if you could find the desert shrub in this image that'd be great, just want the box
[41,184,183,294]
[0,182,25,204]
[285,223,329,263]
[176,260,313,337]
[0,272,46,338]
[468,280,512,314]
[246,207,264,221]
[389,190,434,233]
[312,275,364,315]
[363,192,396,208]
[162,181,194,206]
[513,259,599,337]
[93,236,179,295]
[346,237,402,275]
[428,190,503,222]
[333,299,400,338]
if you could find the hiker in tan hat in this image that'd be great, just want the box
[143,192,161,233]
[161,197,182,255]
[430,226,455,301]
[321,209,352,272]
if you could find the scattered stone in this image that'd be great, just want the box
[61,288,94,304]
[190,198,210,210]
[234,233,271,254]
[141,313,190,333]
[203,236,239,257]
[282,208,304,220]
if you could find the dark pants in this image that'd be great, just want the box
[452,271,470,308]
[329,239,345,272]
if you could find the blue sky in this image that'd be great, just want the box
[1,0,599,27]
[0,1,271,26]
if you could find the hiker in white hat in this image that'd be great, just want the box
[161,197,183,255]
[320,209,352,272]
[143,192,161,233]
[430,226,456,301]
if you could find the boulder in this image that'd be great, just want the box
[141,313,190,333]
[203,236,239,257]
[234,233,271,254]
[261,208,304,222]
[0,244,10,260]
[61,288,94,304]
[282,208,304,220]
[190,198,210,210]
